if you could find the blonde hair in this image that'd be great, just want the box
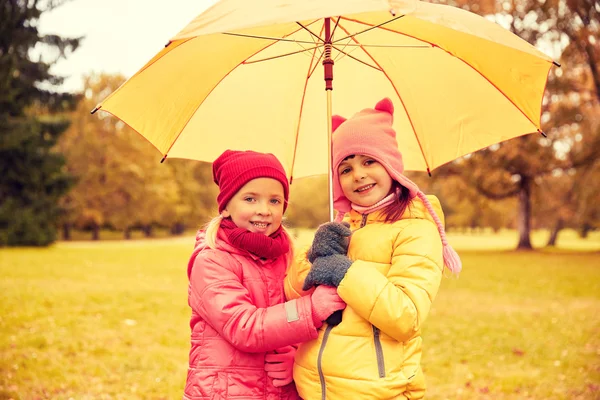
[204,215,224,249]
[203,215,297,256]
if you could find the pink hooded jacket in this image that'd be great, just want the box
[184,228,319,400]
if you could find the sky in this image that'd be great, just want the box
[38,0,218,93]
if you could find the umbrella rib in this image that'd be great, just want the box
[344,43,430,48]
[333,39,354,62]
[296,22,324,42]
[294,21,327,61]
[336,23,432,173]
[290,45,322,180]
[332,45,381,71]
[222,32,317,45]
[342,17,545,130]
[307,22,327,80]
[243,45,324,64]
[332,21,355,62]
[162,25,312,158]
[340,16,437,47]
[333,14,406,44]
[330,16,341,39]
[307,47,325,79]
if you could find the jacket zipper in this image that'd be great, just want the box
[317,324,334,400]
[359,213,385,378]
[360,213,368,228]
[373,326,386,378]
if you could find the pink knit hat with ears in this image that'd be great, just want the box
[331,98,462,274]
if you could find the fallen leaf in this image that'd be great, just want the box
[512,348,525,356]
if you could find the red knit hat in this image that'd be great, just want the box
[212,150,290,213]
[331,98,462,274]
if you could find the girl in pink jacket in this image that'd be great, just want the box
[184,150,346,400]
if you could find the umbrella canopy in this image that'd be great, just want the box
[95,0,555,179]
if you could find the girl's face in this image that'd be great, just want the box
[338,154,393,207]
[222,178,285,236]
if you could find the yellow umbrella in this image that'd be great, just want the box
[93,0,556,217]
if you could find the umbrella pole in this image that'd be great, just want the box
[326,90,334,221]
[324,17,335,222]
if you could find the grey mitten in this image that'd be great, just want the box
[306,222,352,263]
[303,254,353,291]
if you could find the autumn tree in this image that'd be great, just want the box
[59,74,221,239]
[430,0,600,249]
[409,171,517,232]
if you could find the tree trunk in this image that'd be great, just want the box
[171,222,185,235]
[62,223,71,241]
[579,223,591,239]
[516,176,533,250]
[142,225,153,237]
[124,227,132,240]
[92,224,100,241]
[546,218,563,247]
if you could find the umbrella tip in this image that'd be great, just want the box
[427,168,432,177]
[538,129,547,138]
[553,61,561,68]
[160,155,167,163]
[90,106,101,115]
[165,41,171,48]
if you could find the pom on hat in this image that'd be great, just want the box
[374,97,394,116]
[332,115,347,132]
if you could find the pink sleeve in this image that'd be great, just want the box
[189,251,318,353]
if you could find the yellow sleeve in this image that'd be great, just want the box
[337,221,443,342]
[284,246,314,300]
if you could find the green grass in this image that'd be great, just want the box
[65,228,198,241]
[0,240,191,400]
[424,251,600,400]
[446,229,600,252]
[0,232,599,399]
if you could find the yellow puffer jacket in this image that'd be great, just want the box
[285,195,445,400]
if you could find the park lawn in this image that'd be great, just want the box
[0,233,599,400]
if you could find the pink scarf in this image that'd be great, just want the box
[350,192,396,215]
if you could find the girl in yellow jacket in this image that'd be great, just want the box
[285,98,462,400]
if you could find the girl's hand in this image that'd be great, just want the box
[306,222,352,263]
[265,346,296,387]
[309,285,347,327]
[303,254,353,290]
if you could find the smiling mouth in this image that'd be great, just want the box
[355,184,375,193]
[251,221,269,229]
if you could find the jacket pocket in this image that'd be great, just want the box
[404,367,425,399]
